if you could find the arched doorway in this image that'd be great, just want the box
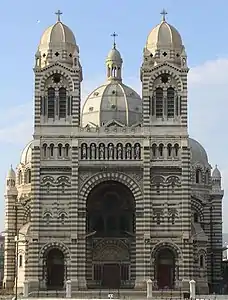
[86,180,135,289]
[46,248,64,289]
[156,248,175,289]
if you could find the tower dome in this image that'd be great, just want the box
[81,38,142,127]
[145,10,186,66]
[37,10,79,68]
[212,165,221,179]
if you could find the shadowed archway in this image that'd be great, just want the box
[156,248,176,289]
[46,248,64,289]
[86,180,136,289]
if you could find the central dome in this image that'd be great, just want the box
[82,43,142,127]
[82,81,142,127]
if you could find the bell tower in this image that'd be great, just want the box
[141,10,188,132]
[34,11,83,136]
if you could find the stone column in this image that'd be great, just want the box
[66,280,72,298]
[189,279,196,300]
[23,280,29,298]
[147,279,152,299]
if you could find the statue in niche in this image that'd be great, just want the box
[90,144,96,159]
[99,144,105,159]
[108,144,114,159]
[126,144,132,159]
[82,144,87,159]
[117,144,122,159]
[134,144,141,159]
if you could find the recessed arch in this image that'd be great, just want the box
[149,68,183,92]
[39,241,70,261]
[151,241,182,261]
[79,172,142,209]
[39,70,74,92]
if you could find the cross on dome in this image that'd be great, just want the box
[160,9,168,21]
[55,10,63,22]
[111,32,118,49]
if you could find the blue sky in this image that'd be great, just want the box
[0,0,228,230]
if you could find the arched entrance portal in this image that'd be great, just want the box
[156,248,175,289]
[86,180,135,289]
[46,248,64,289]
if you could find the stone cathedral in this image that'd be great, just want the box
[3,10,224,296]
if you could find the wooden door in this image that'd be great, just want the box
[102,264,120,288]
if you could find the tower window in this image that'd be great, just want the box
[194,212,199,223]
[155,88,163,118]
[167,88,175,118]
[163,52,168,57]
[50,144,54,157]
[152,144,157,157]
[196,169,202,184]
[174,144,179,157]
[167,143,172,157]
[43,143,47,157]
[19,255,23,267]
[65,144,70,157]
[58,144,63,157]
[199,255,204,268]
[59,87,67,118]
[55,52,60,57]
[47,88,55,118]
[158,144,164,157]
[69,53,72,57]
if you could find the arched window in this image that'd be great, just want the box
[49,144,54,158]
[196,169,202,184]
[199,254,204,268]
[194,212,199,223]
[167,143,172,158]
[25,169,31,184]
[47,88,55,118]
[152,144,157,157]
[65,144,70,158]
[58,144,63,157]
[158,144,164,157]
[205,169,210,184]
[59,88,67,118]
[174,143,179,157]
[19,255,23,267]
[18,170,23,185]
[167,87,175,118]
[43,143,47,157]
[155,88,163,118]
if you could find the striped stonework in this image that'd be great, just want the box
[3,18,224,297]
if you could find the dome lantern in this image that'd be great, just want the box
[106,32,123,82]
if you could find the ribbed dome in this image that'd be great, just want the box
[81,81,142,127]
[189,138,209,166]
[37,14,79,68]
[39,21,76,47]
[146,20,183,53]
[20,141,33,165]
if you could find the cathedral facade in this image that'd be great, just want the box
[3,11,224,295]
